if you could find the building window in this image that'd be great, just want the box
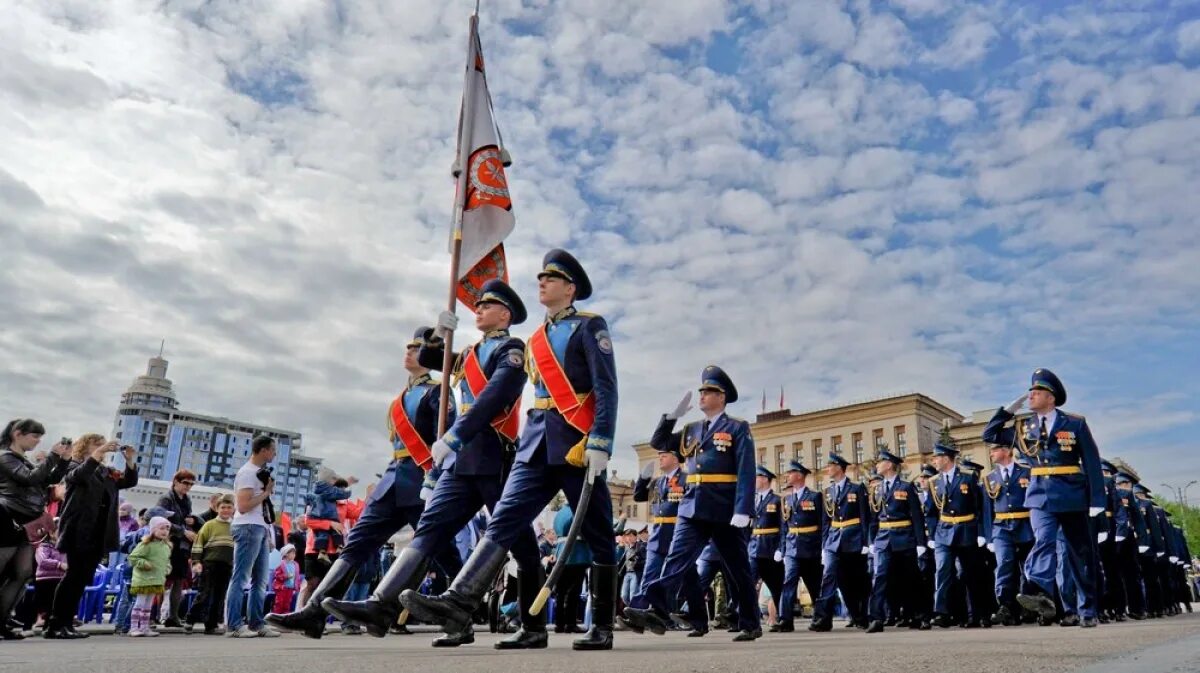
[776,445,786,475]
[757,448,765,466]
[895,426,907,457]
[873,429,885,450]
[852,432,864,464]
[813,439,823,467]
[832,436,842,455]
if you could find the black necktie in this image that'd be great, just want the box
[1039,416,1048,445]
[702,419,710,437]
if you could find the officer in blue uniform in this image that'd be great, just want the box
[809,454,870,632]
[1132,483,1167,617]
[401,250,619,651]
[1095,459,1123,622]
[913,464,938,628]
[982,441,1034,626]
[1167,520,1193,614]
[774,460,822,633]
[982,368,1105,627]
[927,443,993,628]
[324,280,545,648]
[267,327,458,639]
[1155,507,1184,614]
[623,366,762,642]
[749,466,785,621]
[865,450,926,633]
[1110,472,1148,620]
[631,443,709,636]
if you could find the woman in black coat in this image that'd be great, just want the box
[156,469,198,627]
[0,419,70,640]
[46,435,137,639]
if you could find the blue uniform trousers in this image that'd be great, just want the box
[484,456,615,565]
[636,547,707,630]
[409,469,539,569]
[869,548,922,622]
[340,482,463,585]
[814,551,868,624]
[933,544,991,619]
[696,554,735,624]
[1025,508,1097,619]
[778,556,822,623]
[637,517,759,632]
[993,533,1032,610]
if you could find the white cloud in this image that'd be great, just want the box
[1178,19,1200,58]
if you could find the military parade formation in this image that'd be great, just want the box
[257,246,1193,653]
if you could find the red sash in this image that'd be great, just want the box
[462,347,521,442]
[388,393,432,470]
[527,324,595,434]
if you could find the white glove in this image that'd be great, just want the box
[773,551,783,563]
[585,449,610,482]
[1138,545,1149,554]
[1097,531,1109,544]
[977,536,986,547]
[1157,552,1165,557]
[640,461,655,480]
[666,391,693,421]
[916,545,927,556]
[1088,507,1105,518]
[730,514,751,528]
[861,546,871,556]
[436,310,459,336]
[1115,535,1126,542]
[1170,555,1179,563]
[432,439,453,467]
[987,543,995,553]
[1004,393,1028,415]
[419,486,434,502]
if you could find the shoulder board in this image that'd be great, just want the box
[1062,411,1085,420]
[725,415,746,424]
[574,311,599,319]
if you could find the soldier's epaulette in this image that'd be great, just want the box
[574,310,599,318]
[1062,410,1085,420]
[726,415,746,424]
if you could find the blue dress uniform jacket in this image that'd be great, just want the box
[633,468,687,556]
[371,375,455,509]
[982,464,1035,544]
[421,332,526,476]
[749,491,783,559]
[1112,487,1147,542]
[868,479,926,552]
[521,308,617,464]
[928,469,984,547]
[652,414,755,523]
[982,408,1105,513]
[822,480,870,553]
[782,488,824,560]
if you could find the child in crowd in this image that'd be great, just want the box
[127,517,172,637]
[271,544,300,614]
[186,494,236,635]
[33,522,67,629]
[306,468,356,562]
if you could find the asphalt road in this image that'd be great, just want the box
[1,615,1198,673]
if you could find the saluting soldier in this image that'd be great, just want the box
[982,369,1105,628]
[324,280,545,648]
[928,444,993,628]
[749,466,785,622]
[809,454,870,632]
[982,442,1034,626]
[401,249,620,651]
[623,366,762,642]
[1110,471,1149,620]
[631,440,709,636]
[774,461,822,633]
[865,450,927,633]
[267,327,458,639]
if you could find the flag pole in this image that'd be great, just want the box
[438,10,481,436]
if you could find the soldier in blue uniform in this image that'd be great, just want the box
[1132,483,1167,617]
[267,327,458,639]
[927,444,993,628]
[809,454,870,632]
[623,366,762,642]
[400,249,620,651]
[982,441,1034,626]
[749,466,785,622]
[1110,472,1148,620]
[865,450,926,633]
[630,443,709,636]
[774,460,822,633]
[982,369,1105,627]
[913,464,938,629]
[324,280,545,648]
[1095,459,1123,622]
[1166,520,1193,614]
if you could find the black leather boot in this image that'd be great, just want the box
[432,623,475,647]
[266,558,356,639]
[401,537,507,632]
[573,564,615,650]
[495,566,549,649]
[323,547,427,638]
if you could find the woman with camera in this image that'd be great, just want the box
[0,419,70,640]
[45,434,138,639]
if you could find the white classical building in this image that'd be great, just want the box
[119,477,228,513]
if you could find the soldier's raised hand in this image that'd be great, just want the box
[640,460,655,480]
[666,391,693,421]
[1004,393,1028,415]
[436,310,459,337]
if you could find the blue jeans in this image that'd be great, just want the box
[621,570,640,605]
[225,524,271,630]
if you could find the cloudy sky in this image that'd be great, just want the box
[3,0,1198,497]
